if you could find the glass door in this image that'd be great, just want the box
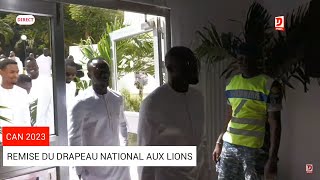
[0,0,68,179]
[109,13,167,180]
[108,13,167,134]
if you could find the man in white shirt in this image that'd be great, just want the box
[65,58,83,180]
[0,59,30,128]
[65,59,78,109]
[25,57,39,81]
[36,48,52,77]
[25,57,54,132]
[9,51,23,74]
[25,57,40,103]
[68,58,130,180]
[138,46,204,180]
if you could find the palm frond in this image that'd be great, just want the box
[291,74,308,92]
[0,19,14,44]
[195,22,236,67]
[79,37,99,64]
[196,1,315,90]
[0,105,11,123]
[244,1,272,58]
[266,2,310,88]
[220,61,237,78]
[0,115,11,123]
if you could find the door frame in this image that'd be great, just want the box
[0,0,171,179]
[51,0,171,56]
[0,0,68,179]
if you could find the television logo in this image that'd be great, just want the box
[306,164,313,174]
[16,15,35,25]
[275,16,285,31]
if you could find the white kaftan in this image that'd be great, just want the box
[30,76,54,134]
[66,81,76,110]
[36,54,52,77]
[68,87,130,180]
[0,85,30,127]
[138,84,204,180]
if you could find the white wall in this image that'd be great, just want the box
[165,0,319,179]
[280,80,320,180]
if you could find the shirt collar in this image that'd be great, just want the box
[91,86,109,98]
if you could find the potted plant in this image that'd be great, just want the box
[195,1,315,92]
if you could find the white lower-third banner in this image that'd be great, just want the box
[3,146,197,166]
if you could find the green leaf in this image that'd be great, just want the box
[225,69,234,79]
[292,75,308,92]
[281,78,295,89]
[30,99,38,126]
[0,115,11,123]
[0,105,11,123]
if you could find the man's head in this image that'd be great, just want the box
[0,58,19,87]
[87,58,110,94]
[67,55,74,61]
[165,46,200,85]
[25,57,39,80]
[236,43,259,75]
[0,54,6,60]
[43,48,50,57]
[9,51,15,58]
[65,59,77,83]
[29,53,35,58]
[17,74,32,94]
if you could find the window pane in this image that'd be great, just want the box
[0,12,55,135]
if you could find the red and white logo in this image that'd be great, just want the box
[306,164,313,174]
[275,16,285,31]
[16,15,35,25]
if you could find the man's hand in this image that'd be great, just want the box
[212,143,222,163]
[264,159,277,179]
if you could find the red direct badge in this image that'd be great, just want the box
[306,164,313,174]
[2,127,49,146]
[275,16,285,31]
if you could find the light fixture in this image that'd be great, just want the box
[141,20,155,30]
[20,35,27,41]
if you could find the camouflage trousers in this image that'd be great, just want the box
[216,142,266,180]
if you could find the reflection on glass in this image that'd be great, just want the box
[65,57,79,110]
[117,33,156,113]
[0,12,54,135]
